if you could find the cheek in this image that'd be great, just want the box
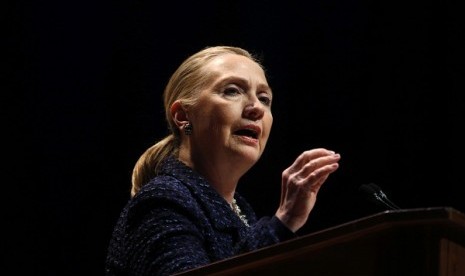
[263,113,273,137]
[197,105,237,132]
[211,104,240,124]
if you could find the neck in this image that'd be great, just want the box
[178,147,240,203]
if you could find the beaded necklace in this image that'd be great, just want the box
[231,198,249,227]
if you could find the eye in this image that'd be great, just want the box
[258,93,272,106]
[223,86,241,96]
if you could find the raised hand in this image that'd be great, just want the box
[275,148,341,232]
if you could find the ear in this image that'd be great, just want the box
[170,100,189,129]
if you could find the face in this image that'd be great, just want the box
[187,53,273,171]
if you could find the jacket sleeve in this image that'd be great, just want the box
[234,215,297,254]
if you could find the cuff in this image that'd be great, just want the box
[270,215,298,241]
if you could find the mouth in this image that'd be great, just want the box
[233,125,261,139]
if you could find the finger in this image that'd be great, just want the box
[302,163,339,191]
[309,174,329,194]
[288,148,336,173]
[283,153,339,195]
[299,153,340,177]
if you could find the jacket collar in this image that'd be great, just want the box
[159,156,247,230]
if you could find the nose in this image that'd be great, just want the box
[242,97,265,120]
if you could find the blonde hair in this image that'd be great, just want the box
[130,46,261,197]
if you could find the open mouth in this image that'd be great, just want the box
[234,128,259,139]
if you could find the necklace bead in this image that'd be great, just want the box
[231,198,249,227]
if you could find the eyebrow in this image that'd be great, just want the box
[214,76,273,95]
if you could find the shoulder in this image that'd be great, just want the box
[120,175,204,227]
[130,175,196,209]
[140,175,191,197]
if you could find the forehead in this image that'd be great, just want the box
[204,53,268,82]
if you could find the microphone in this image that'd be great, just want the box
[359,183,401,210]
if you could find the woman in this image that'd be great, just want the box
[105,46,341,275]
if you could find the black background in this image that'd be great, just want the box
[10,0,464,274]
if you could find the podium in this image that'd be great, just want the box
[177,207,465,276]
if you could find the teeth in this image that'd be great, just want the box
[235,129,257,138]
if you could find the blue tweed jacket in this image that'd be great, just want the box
[105,156,295,276]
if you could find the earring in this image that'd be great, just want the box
[184,122,193,135]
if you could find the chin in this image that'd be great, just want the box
[228,141,263,163]
[238,149,261,164]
